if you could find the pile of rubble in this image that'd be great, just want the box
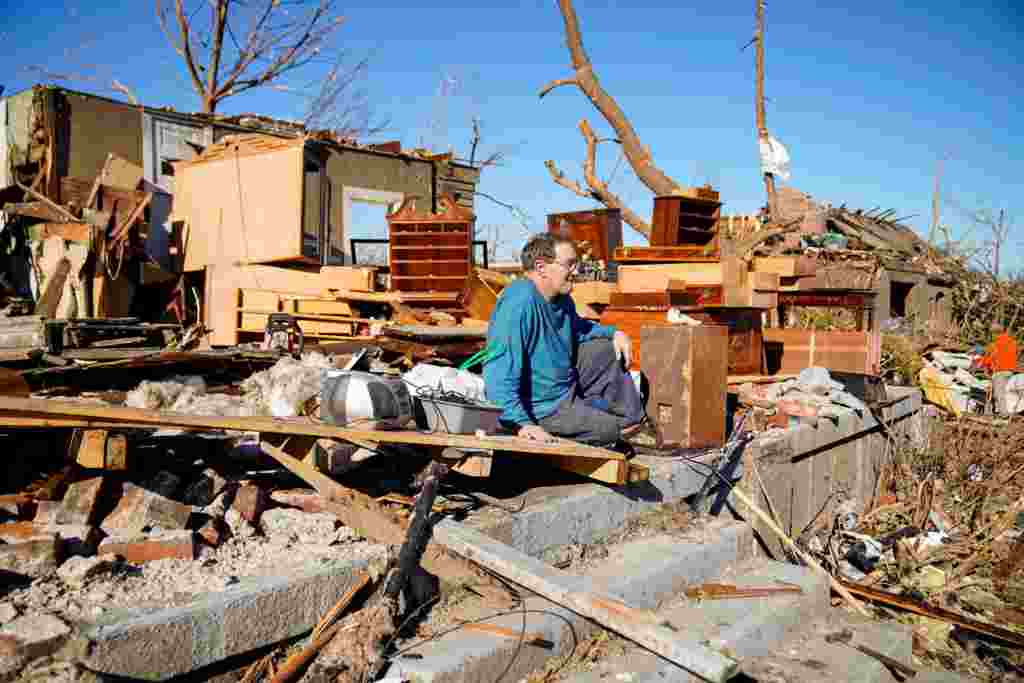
[0,449,384,677]
[737,366,872,427]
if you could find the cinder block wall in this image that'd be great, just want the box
[740,387,923,558]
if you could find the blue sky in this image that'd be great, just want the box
[2,0,1021,264]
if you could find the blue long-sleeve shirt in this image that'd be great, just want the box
[483,279,616,426]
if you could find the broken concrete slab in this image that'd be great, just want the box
[81,554,384,680]
[98,531,195,563]
[0,613,70,659]
[101,484,191,534]
[0,535,63,579]
[0,603,17,624]
[57,555,116,589]
[55,477,109,526]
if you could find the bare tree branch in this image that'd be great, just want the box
[474,191,531,230]
[155,0,370,128]
[171,0,206,104]
[544,120,652,237]
[537,77,578,98]
[541,0,685,204]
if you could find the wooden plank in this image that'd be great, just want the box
[609,290,698,308]
[30,223,92,243]
[432,521,739,682]
[319,266,377,293]
[294,300,354,317]
[617,263,723,292]
[0,396,627,463]
[258,441,507,602]
[2,202,69,222]
[751,256,817,278]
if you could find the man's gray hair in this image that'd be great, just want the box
[521,232,573,272]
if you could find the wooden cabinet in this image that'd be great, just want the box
[387,194,474,293]
[547,208,622,263]
[651,188,722,251]
[640,325,728,448]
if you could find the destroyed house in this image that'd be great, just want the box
[771,187,955,335]
[0,85,480,271]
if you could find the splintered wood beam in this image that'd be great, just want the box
[15,182,80,223]
[259,441,512,605]
[0,396,624,462]
[432,521,740,682]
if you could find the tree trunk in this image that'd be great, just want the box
[755,0,776,221]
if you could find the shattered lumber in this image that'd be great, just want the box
[260,441,509,605]
[433,522,740,683]
[0,397,641,485]
[836,580,1024,648]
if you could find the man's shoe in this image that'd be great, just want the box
[621,414,663,449]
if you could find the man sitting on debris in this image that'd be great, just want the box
[978,322,1018,416]
[483,233,646,446]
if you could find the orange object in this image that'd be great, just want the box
[979,333,1019,373]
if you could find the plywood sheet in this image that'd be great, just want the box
[763,329,876,375]
[617,263,723,292]
[181,145,304,271]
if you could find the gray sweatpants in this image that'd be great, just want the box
[538,338,646,446]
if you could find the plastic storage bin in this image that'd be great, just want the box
[415,397,502,434]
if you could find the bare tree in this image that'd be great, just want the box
[753,0,777,220]
[156,0,371,131]
[539,0,687,238]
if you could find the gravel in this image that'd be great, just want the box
[4,518,386,625]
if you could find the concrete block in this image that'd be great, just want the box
[790,424,817,538]
[0,534,63,578]
[102,484,192,534]
[56,476,109,525]
[99,530,195,563]
[57,555,116,588]
[0,613,70,659]
[471,454,712,559]
[388,522,755,683]
[231,485,268,524]
[562,561,829,683]
[82,554,382,680]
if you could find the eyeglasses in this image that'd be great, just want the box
[546,258,578,273]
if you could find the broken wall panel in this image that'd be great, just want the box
[763,329,878,375]
[64,91,142,183]
[177,139,306,271]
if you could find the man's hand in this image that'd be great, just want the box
[518,424,555,442]
[613,330,632,366]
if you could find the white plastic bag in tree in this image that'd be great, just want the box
[758,136,791,181]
